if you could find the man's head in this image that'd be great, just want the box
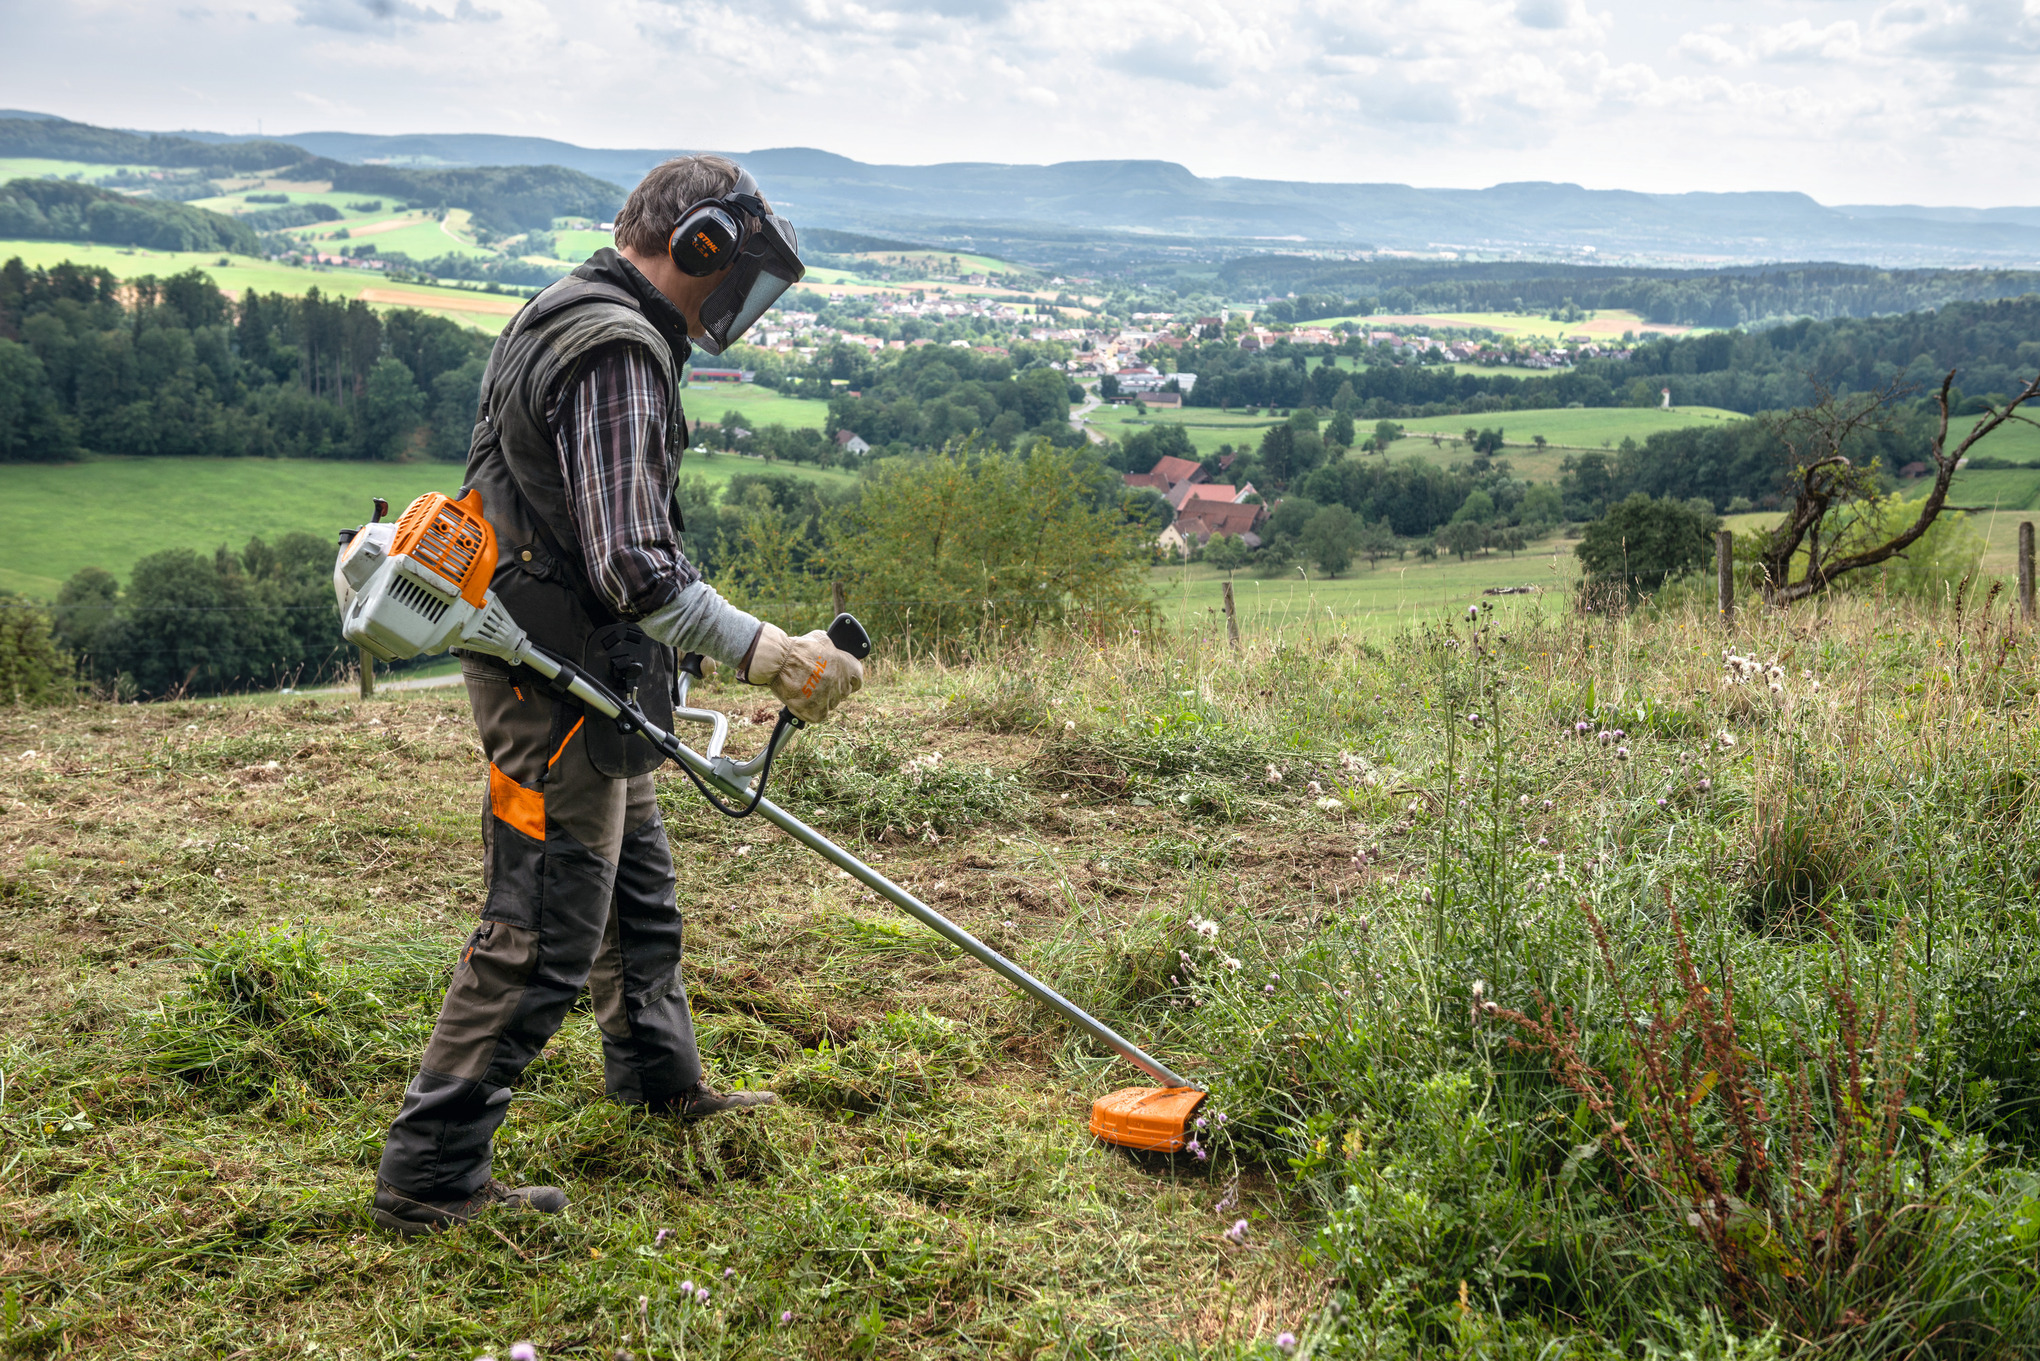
[613,154,802,354]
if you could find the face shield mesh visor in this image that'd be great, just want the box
[693,215,803,357]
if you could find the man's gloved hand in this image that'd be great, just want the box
[742,624,863,724]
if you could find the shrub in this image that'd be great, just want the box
[0,594,73,705]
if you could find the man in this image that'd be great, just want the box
[370,155,862,1235]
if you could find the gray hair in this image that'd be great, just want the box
[613,154,769,257]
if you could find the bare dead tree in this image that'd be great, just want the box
[1758,367,2040,604]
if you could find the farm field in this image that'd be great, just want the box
[0,240,523,332]
[1396,404,1746,452]
[1082,404,1280,455]
[7,591,2040,1356]
[1302,308,1693,341]
[550,228,615,260]
[682,382,834,431]
[0,455,850,599]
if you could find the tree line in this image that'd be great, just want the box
[0,178,259,254]
[1237,258,2040,329]
[1179,294,2040,420]
[0,258,490,462]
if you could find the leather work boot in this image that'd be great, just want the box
[370,1178,568,1235]
[674,1084,780,1120]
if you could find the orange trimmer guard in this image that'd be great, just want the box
[1089,1086,1208,1152]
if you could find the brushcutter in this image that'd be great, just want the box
[335,488,1205,1152]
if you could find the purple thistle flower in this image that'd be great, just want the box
[510,1346,537,1361]
[1263,984,1275,995]
[653,1228,670,1247]
[780,1311,793,1325]
[1275,1331,1298,1354]
[1224,1218,1249,1244]
[679,1279,694,1295]
[1194,1116,1207,1130]
[1215,1113,1227,1125]
[696,1288,710,1305]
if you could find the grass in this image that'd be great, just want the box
[551,230,615,261]
[0,455,849,599]
[0,240,522,333]
[682,382,834,432]
[1150,536,1579,629]
[7,581,2040,1356]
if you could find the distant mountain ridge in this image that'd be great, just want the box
[7,112,2040,267]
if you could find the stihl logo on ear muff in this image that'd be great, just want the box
[667,202,741,277]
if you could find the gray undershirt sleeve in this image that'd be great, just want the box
[638,580,763,670]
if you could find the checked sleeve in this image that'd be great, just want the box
[551,344,763,667]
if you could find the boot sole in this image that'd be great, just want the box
[371,1206,447,1236]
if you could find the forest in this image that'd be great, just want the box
[0,178,259,254]
[1186,295,2040,418]
[0,258,490,463]
[1236,258,2040,327]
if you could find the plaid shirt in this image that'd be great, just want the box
[549,343,699,620]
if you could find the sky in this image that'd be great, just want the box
[4,0,2039,206]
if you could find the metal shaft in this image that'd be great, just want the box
[515,643,1194,1089]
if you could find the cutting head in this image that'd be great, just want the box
[1089,1086,1207,1152]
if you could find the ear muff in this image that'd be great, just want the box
[666,168,769,277]
[668,204,741,277]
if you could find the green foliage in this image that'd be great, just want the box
[776,721,1029,839]
[1577,493,1719,592]
[1302,504,1359,576]
[825,440,1157,651]
[59,531,344,696]
[0,258,491,462]
[0,177,259,254]
[0,335,78,460]
[142,927,440,1109]
[0,593,72,704]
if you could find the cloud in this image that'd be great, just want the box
[1513,0,1574,30]
[8,0,2040,207]
[1101,34,1233,89]
[295,0,496,29]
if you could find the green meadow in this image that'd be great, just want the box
[1148,538,1579,630]
[681,381,835,430]
[0,455,850,599]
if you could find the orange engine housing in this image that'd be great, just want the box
[390,488,496,608]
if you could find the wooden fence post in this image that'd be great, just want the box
[2021,521,2035,623]
[1222,578,1241,653]
[832,579,847,619]
[358,646,375,700]
[1716,529,1734,628]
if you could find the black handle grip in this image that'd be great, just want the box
[828,612,871,660]
[679,652,706,678]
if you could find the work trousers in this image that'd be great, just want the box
[377,662,703,1200]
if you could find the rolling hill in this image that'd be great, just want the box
[9,114,2040,267]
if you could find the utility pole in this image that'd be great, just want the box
[1222,579,1241,652]
[1716,529,1734,628]
[832,579,847,619]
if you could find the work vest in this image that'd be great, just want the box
[463,248,691,777]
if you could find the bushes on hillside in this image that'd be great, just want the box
[0,595,73,705]
[1576,493,1720,594]
[54,533,344,697]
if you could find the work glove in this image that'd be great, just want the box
[742,623,863,724]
